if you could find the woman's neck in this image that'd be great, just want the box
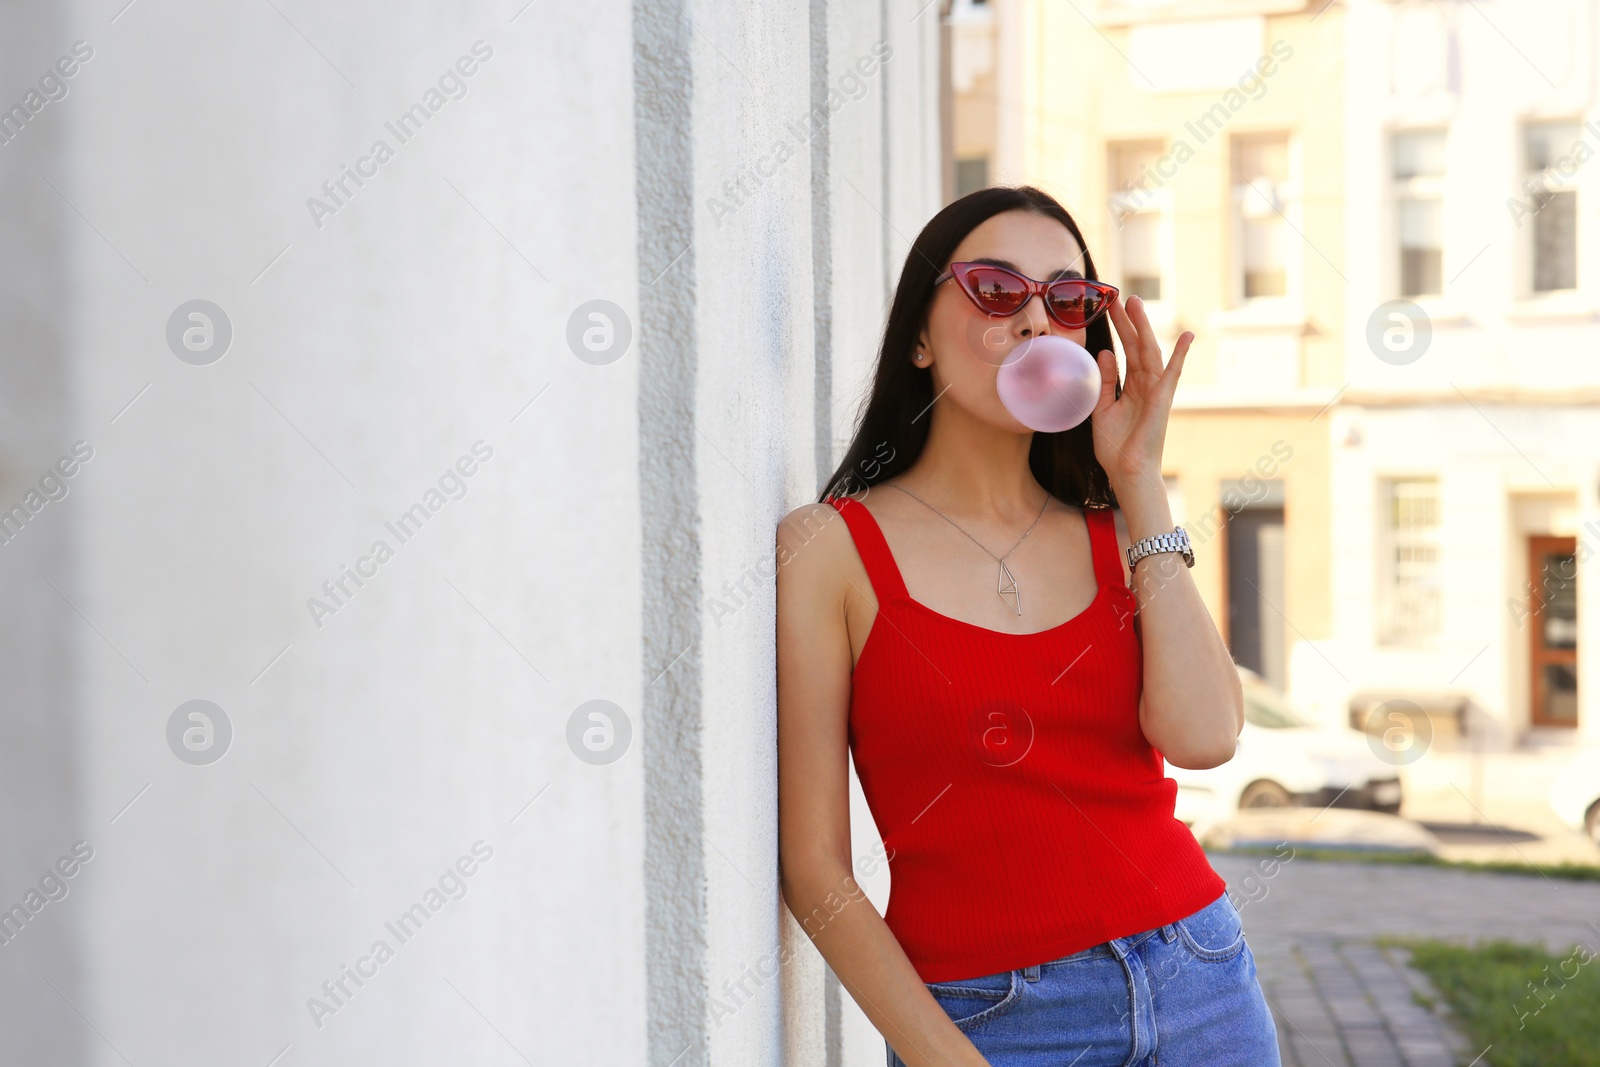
[896,396,1044,522]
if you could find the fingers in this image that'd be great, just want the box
[1125,294,1166,374]
[1159,330,1194,405]
[1106,293,1144,375]
[1113,295,1192,390]
[1161,330,1194,380]
[1094,348,1119,412]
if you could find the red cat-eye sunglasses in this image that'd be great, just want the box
[934,261,1119,330]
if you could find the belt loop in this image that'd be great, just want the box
[1160,923,1177,943]
[1023,964,1040,982]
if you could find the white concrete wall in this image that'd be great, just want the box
[0,2,940,1064]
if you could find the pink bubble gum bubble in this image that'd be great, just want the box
[996,335,1101,433]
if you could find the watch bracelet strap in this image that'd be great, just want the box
[1126,526,1191,570]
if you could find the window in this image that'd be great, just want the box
[1108,141,1168,302]
[1231,135,1291,300]
[1524,121,1580,292]
[1377,477,1442,645]
[1392,130,1445,297]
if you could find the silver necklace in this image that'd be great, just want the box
[884,483,1050,617]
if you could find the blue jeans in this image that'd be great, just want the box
[887,890,1281,1066]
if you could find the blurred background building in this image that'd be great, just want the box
[951,0,1599,757]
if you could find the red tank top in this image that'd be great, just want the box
[828,493,1227,983]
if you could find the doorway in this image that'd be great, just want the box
[1226,493,1287,693]
[1527,535,1578,728]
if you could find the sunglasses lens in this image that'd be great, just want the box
[1046,281,1107,327]
[963,268,1029,315]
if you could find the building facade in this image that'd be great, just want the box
[1334,0,1600,750]
[971,0,1342,701]
[973,0,1596,750]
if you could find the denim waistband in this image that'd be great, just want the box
[1019,921,1181,982]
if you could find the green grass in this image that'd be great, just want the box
[1377,935,1600,1067]
[1206,845,1600,881]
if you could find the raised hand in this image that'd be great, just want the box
[1089,293,1194,496]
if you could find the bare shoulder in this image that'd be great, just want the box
[777,500,847,557]
[775,500,861,601]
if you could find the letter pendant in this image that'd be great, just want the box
[997,560,1021,616]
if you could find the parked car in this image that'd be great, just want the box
[1547,746,1600,845]
[1168,668,1404,831]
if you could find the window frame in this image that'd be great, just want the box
[1106,139,1176,314]
[1375,475,1444,648]
[1389,127,1447,301]
[1228,131,1303,313]
[1519,119,1583,297]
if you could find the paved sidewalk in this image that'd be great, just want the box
[1208,852,1600,1066]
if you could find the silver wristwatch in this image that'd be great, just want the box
[1126,526,1194,571]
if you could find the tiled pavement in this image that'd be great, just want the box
[1207,852,1600,1066]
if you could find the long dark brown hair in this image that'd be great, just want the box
[819,185,1121,508]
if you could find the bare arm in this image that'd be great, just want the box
[1090,289,1242,770]
[775,502,992,1067]
[1114,483,1244,769]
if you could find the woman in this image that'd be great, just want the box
[775,186,1282,1066]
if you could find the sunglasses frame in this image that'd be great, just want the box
[934,261,1119,330]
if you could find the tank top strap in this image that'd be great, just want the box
[824,494,911,604]
[1083,505,1128,590]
